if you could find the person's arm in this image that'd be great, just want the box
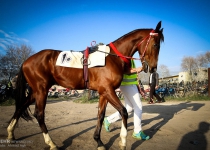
[125,67,143,74]
[155,73,159,89]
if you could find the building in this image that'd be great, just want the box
[179,68,208,83]
[159,68,209,85]
[159,75,179,84]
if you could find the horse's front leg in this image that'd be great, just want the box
[106,89,128,150]
[119,117,127,150]
[93,95,107,150]
[34,94,58,150]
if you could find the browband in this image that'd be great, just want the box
[150,33,158,36]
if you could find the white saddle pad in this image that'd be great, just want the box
[56,45,110,68]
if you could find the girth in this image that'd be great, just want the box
[81,45,103,89]
[83,47,89,89]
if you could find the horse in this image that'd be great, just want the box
[7,21,164,150]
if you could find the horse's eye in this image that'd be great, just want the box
[153,44,159,48]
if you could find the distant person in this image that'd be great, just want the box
[11,74,18,89]
[148,68,163,104]
[11,74,18,97]
[179,80,184,87]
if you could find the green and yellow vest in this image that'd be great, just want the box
[121,60,138,85]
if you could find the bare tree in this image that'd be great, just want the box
[180,52,210,82]
[157,64,170,78]
[0,44,34,81]
[139,72,150,85]
[196,54,207,69]
[181,56,197,73]
[195,51,210,69]
[204,51,210,67]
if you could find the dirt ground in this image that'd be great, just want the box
[0,100,210,150]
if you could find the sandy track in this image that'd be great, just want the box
[0,100,210,150]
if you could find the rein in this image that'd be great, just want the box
[109,43,130,64]
[109,29,157,63]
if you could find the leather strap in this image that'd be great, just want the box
[83,47,89,89]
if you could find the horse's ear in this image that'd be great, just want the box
[155,21,162,32]
[160,28,164,42]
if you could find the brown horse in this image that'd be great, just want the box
[7,21,164,150]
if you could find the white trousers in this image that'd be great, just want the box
[107,85,142,133]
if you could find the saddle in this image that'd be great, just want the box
[56,44,110,89]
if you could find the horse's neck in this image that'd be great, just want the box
[115,40,137,57]
[115,30,149,57]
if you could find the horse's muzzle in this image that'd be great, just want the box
[142,61,157,73]
[142,61,149,73]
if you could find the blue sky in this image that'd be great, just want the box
[0,0,210,75]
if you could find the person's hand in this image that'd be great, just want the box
[128,67,143,74]
[135,67,142,73]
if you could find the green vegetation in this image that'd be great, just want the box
[0,97,15,106]
[73,91,99,103]
[73,97,99,103]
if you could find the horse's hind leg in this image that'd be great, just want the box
[7,118,18,141]
[93,95,107,150]
[7,99,34,141]
[33,93,58,150]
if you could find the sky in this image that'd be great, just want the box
[0,0,210,75]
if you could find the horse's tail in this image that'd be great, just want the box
[15,65,33,121]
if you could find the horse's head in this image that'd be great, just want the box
[109,22,164,74]
[138,21,164,73]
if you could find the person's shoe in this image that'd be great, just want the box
[103,117,111,132]
[132,131,150,140]
[148,100,154,104]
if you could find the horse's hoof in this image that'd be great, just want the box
[97,146,106,150]
[118,141,126,150]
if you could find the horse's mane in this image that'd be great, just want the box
[112,28,164,43]
[112,29,146,42]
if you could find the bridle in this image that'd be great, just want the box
[109,29,159,65]
[137,30,158,72]
[137,30,158,59]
